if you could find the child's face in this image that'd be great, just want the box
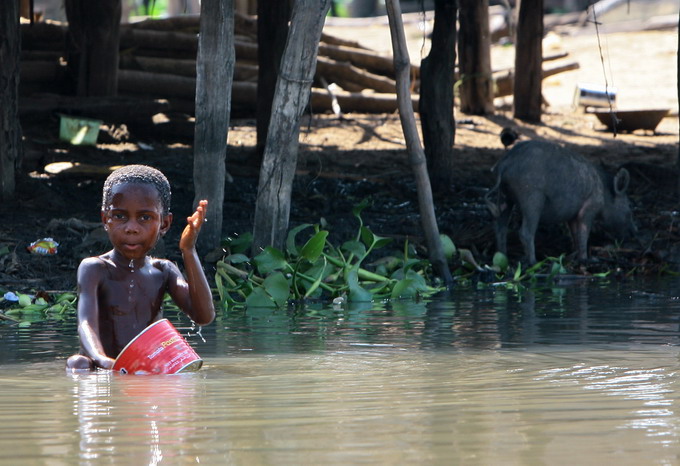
[101,182,172,261]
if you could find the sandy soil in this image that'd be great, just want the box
[1,24,679,294]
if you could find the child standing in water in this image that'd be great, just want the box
[67,165,215,371]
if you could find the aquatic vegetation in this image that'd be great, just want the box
[0,203,618,322]
[215,200,445,309]
[0,291,77,327]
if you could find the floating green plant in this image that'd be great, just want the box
[215,200,444,310]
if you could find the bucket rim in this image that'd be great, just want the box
[176,358,203,373]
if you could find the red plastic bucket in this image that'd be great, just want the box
[112,319,203,375]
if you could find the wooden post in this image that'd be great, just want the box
[459,0,494,115]
[252,0,332,252]
[385,0,453,285]
[64,0,122,96]
[256,0,291,158]
[513,0,543,122]
[193,0,235,254]
[675,9,680,199]
[0,0,22,200]
[419,0,457,189]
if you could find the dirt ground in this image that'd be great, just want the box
[2,25,679,294]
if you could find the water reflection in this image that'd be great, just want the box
[2,279,680,362]
[71,371,204,464]
[1,279,680,462]
[0,348,678,463]
[207,279,680,353]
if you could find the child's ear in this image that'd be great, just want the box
[100,211,109,230]
[160,213,173,236]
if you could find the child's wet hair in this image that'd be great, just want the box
[102,165,171,215]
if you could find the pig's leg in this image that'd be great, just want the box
[568,201,596,261]
[517,194,544,265]
[568,219,590,261]
[494,199,513,255]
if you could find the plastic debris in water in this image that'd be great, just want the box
[27,238,59,255]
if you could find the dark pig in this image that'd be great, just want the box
[486,140,636,264]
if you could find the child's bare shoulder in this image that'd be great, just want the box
[151,257,181,273]
[76,256,110,284]
[78,255,108,270]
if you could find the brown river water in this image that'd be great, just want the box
[1,278,680,464]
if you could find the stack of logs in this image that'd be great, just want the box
[20,13,578,118]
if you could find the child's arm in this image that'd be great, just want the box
[167,200,216,325]
[76,259,116,369]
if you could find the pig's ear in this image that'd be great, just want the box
[614,168,630,194]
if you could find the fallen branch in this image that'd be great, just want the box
[493,61,580,97]
[318,42,418,79]
[19,94,170,120]
[316,55,396,93]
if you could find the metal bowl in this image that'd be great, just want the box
[592,109,669,133]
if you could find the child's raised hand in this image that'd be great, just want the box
[180,200,208,252]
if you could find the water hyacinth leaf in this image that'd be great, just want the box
[459,249,483,271]
[369,255,400,273]
[359,225,374,248]
[513,262,522,281]
[300,230,328,262]
[56,292,76,303]
[391,278,417,299]
[286,223,313,256]
[401,258,423,275]
[215,273,239,306]
[366,280,391,297]
[548,256,567,275]
[224,232,252,254]
[18,294,32,308]
[351,198,370,224]
[215,272,226,302]
[347,267,373,302]
[525,261,544,276]
[245,287,276,308]
[360,226,392,250]
[341,240,367,259]
[304,257,327,298]
[226,253,250,264]
[439,234,456,260]
[9,304,48,315]
[405,269,428,291]
[253,247,288,275]
[492,252,509,272]
[550,261,565,276]
[263,272,290,308]
[303,257,334,285]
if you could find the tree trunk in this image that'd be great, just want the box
[252,0,331,253]
[419,0,457,189]
[193,0,235,254]
[513,0,543,122]
[385,0,453,286]
[0,0,22,200]
[256,0,291,158]
[459,0,494,115]
[64,0,122,96]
